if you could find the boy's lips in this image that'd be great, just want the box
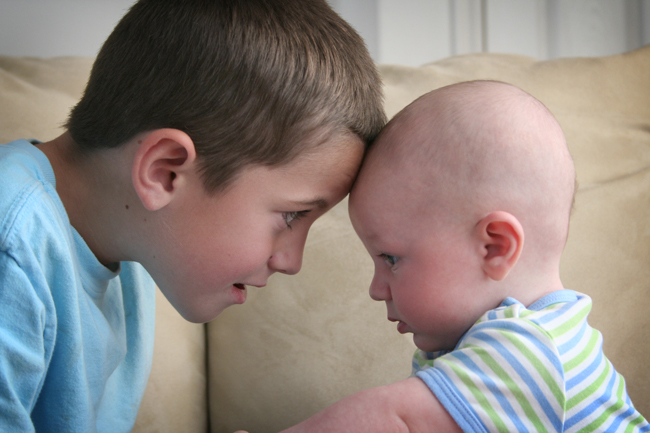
[232,284,247,304]
[231,282,267,305]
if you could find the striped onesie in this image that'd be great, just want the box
[413,290,649,433]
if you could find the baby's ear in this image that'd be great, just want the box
[475,211,524,281]
[132,129,197,211]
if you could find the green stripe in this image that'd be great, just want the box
[467,345,549,433]
[580,377,626,433]
[518,309,538,319]
[414,351,434,370]
[563,330,599,373]
[566,360,611,410]
[440,357,510,433]
[616,374,625,399]
[547,303,591,338]
[499,328,566,408]
[624,412,649,433]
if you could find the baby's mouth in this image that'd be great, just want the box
[234,283,246,290]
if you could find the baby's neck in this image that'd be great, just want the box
[502,263,565,307]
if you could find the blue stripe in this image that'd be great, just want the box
[532,299,576,325]
[412,357,421,374]
[472,332,563,431]
[556,319,588,355]
[608,403,644,431]
[565,347,603,391]
[565,365,618,429]
[416,367,490,433]
[527,290,577,313]
[469,320,564,377]
[452,351,530,433]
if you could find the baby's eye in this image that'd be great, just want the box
[379,253,400,267]
[282,210,310,229]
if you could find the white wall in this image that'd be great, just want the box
[0,0,134,57]
[1,0,649,65]
[334,0,650,65]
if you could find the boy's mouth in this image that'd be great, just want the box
[231,283,247,304]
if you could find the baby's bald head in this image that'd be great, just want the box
[364,81,575,264]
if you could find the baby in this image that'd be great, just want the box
[274,81,649,432]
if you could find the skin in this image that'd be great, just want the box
[38,128,364,323]
[259,81,576,433]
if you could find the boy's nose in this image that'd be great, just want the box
[268,251,303,275]
[268,236,306,275]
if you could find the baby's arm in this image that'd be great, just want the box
[279,377,462,433]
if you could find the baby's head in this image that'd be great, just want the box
[349,81,575,351]
[66,0,385,193]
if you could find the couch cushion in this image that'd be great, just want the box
[208,46,650,432]
[0,56,208,433]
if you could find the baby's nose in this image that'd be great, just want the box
[368,276,391,301]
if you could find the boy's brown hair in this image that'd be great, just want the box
[66,0,386,192]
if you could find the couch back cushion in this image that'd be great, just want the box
[208,46,650,432]
[3,46,647,433]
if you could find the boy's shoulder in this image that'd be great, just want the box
[0,139,55,207]
[0,139,68,251]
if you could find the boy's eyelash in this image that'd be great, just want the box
[378,253,399,267]
[283,210,310,229]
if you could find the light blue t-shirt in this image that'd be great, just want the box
[0,139,156,432]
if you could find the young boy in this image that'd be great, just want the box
[274,81,649,432]
[0,0,385,431]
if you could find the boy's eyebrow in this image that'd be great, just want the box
[291,198,329,209]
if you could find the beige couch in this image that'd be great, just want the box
[1,45,648,433]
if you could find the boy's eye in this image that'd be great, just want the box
[379,253,400,267]
[283,210,310,229]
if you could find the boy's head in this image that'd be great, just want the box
[66,0,385,193]
[58,0,386,323]
[349,81,576,352]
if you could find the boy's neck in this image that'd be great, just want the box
[37,132,135,268]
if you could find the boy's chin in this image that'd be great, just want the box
[167,295,236,324]
[159,283,248,323]
[179,309,223,324]
[179,301,238,323]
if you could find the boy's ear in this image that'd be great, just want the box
[476,211,524,281]
[132,129,197,211]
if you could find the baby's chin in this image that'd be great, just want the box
[413,336,454,354]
